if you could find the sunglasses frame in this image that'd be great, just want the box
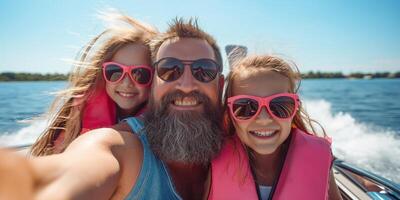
[227,93,300,121]
[153,57,222,83]
[102,62,153,87]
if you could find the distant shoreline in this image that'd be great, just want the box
[301,71,400,79]
[0,71,399,81]
[0,72,68,82]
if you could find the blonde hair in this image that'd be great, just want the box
[150,17,223,67]
[223,55,326,183]
[30,14,157,156]
[223,55,326,138]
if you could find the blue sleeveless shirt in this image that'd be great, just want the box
[124,117,182,200]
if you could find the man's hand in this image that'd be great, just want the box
[0,149,34,200]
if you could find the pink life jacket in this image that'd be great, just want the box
[80,88,147,130]
[54,88,146,145]
[80,87,117,133]
[209,128,332,200]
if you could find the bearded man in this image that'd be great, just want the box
[0,18,224,200]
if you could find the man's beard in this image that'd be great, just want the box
[143,90,223,165]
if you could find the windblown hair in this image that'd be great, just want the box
[224,55,326,138]
[150,17,223,67]
[30,13,158,156]
[224,55,327,183]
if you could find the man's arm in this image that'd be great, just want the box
[0,149,34,200]
[0,127,143,200]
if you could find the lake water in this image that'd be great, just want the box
[0,79,399,183]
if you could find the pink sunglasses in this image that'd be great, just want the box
[227,93,300,121]
[102,62,153,87]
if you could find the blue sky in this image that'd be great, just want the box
[0,0,399,74]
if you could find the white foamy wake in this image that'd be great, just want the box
[303,99,400,183]
[0,119,48,148]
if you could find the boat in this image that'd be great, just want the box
[334,159,400,199]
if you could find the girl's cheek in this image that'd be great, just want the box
[232,119,248,136]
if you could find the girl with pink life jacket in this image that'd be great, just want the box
[209,55,342,200]
[30,14,158,156]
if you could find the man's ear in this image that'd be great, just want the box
[219,75,225,90]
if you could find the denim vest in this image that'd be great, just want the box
[124,117,182,200]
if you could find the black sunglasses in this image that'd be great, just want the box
[153,57,221,83]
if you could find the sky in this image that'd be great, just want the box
[0,0,399,74]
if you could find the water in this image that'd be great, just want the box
[299,79,400,183]
[300,79,400,132]
[0,81,67,147]
[0,79,399,183]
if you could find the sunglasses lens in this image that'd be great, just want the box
[191,59,219,82]
[232,98,259,120]
[104,64,123,82]
[269,96,296,118]
[156,58,184,82]
[131,68,152,84]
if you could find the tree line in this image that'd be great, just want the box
[1,71,399,81]
[0,72,68,81]
[301,71,400,79]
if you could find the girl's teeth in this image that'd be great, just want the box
[251,130,276,137]
[119,92,135,97]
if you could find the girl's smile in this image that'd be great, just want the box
[105,44,151,116]
[231,70,293,155]
[248,129,279,138]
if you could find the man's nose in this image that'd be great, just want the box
[255,107,273,125]
[175,65,198,93]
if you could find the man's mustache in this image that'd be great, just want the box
[161,90,210,106]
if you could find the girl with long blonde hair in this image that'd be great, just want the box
[210,55,342,200]
[31,14,157,156]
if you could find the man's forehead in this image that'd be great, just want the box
[156,38,215,61]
